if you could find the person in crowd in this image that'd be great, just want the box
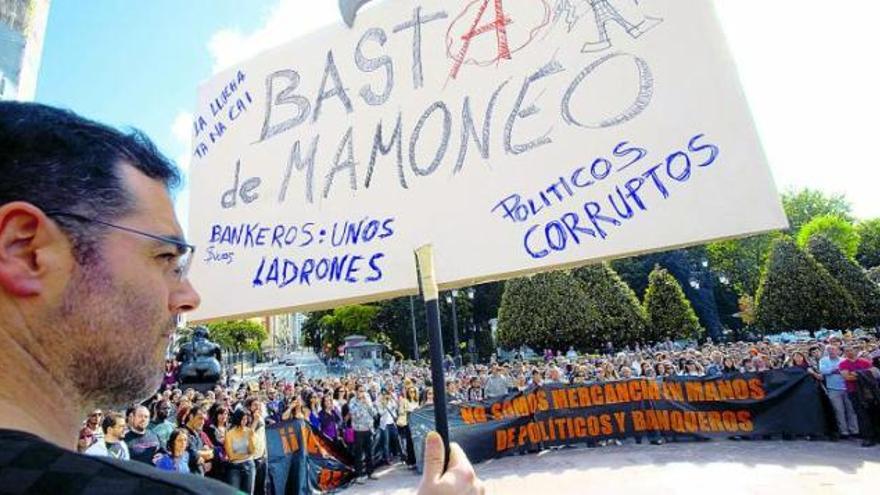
[348,383,379,483]
[484,366,510,398]
[466,376,485,402]
[319,395,343,440]
[124,405,162,465]
[838,346,877,447]
[422,387,435,406]
[76,410,104,453]
[162,359,178,390]
[0,102,484,495]
[306,394,321,430]
[378,389,400,463]
[820,345,860,439]
[154,428,191,474]
[225,409,257,494]
[682,360,703,377]
[183,405,214,476]
[149,399,176,448]
[206,403,231,481]
[247,398,270,495]
[446,380,464,402]
[705,351,724,377]
[398,386,420,468]
[85,412,130,460]
[283,395,306,421]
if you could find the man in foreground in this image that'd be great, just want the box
[0,102,483,494]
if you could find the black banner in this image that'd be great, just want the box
[410,369,828,469]
[267,419,356,494]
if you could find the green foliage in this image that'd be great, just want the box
[755,237,857,332]
[572,263,648,348]
[737,294,756,326]
[796,214,860,259]
[643,266,703,341]
[497,271,596,351]
[706,234,775,296]
[856,218,880,269]
[807,235,880,326]
[868,267,880,286]
[301,310,330,350]
[317,305,381,352]
[373,297,422,359]
[205,320,268,352]
[782,188,852,233]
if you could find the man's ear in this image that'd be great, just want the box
[0,202,65,297]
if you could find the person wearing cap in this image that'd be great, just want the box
[76,409,104,453]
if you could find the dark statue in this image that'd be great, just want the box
[176,326,222,385]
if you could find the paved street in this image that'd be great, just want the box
[347,440,880,495]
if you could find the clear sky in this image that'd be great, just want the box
[36,0,880,219]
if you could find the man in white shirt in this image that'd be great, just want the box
[84,412,130,461]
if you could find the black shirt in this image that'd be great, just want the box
[123,429,162,465]
[0,429,241,495]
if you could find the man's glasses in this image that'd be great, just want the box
[44,211,195,281]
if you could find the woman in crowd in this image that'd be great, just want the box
[306,394,321,429]
[319,395,342,440]
[788,350,824,381]
[224,409,256,494]
[162,360,178,391]
[421,387,434,406]
[154,428,190,474]
[397,386,419,468]
[682,360,703,377]
[722,356,739,374]
[206,403,230,481]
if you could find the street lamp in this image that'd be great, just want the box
[409,296,419,361]
[445,290,461,364]
[466,288,476,364]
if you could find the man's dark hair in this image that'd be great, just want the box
[0,102,181,262]
[184,405,206,426]
[101,411,124,434]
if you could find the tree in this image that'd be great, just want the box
[755,237,856,332]
[856,218,880,269]
[796,214,860,259]
[572,263,648,347]
[206,320,268,353]
[807,235,880,326]
[302,310,331,351]
[373,297,423,360]
[706,234,775,296]
[643,266,703,342]
[737,294,757,326]
[614,248,723,339]
[868,267,880,286]
[497,271,596,352]
[317,305,381,353]
[782,188,852,233]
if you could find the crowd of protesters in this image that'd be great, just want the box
[75,331,880,493]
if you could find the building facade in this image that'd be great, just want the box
[0,0,50,101]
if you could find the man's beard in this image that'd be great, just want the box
[53,260,174,409]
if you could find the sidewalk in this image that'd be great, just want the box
[346,440,880,495]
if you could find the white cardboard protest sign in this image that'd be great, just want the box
[187,0,786,321]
